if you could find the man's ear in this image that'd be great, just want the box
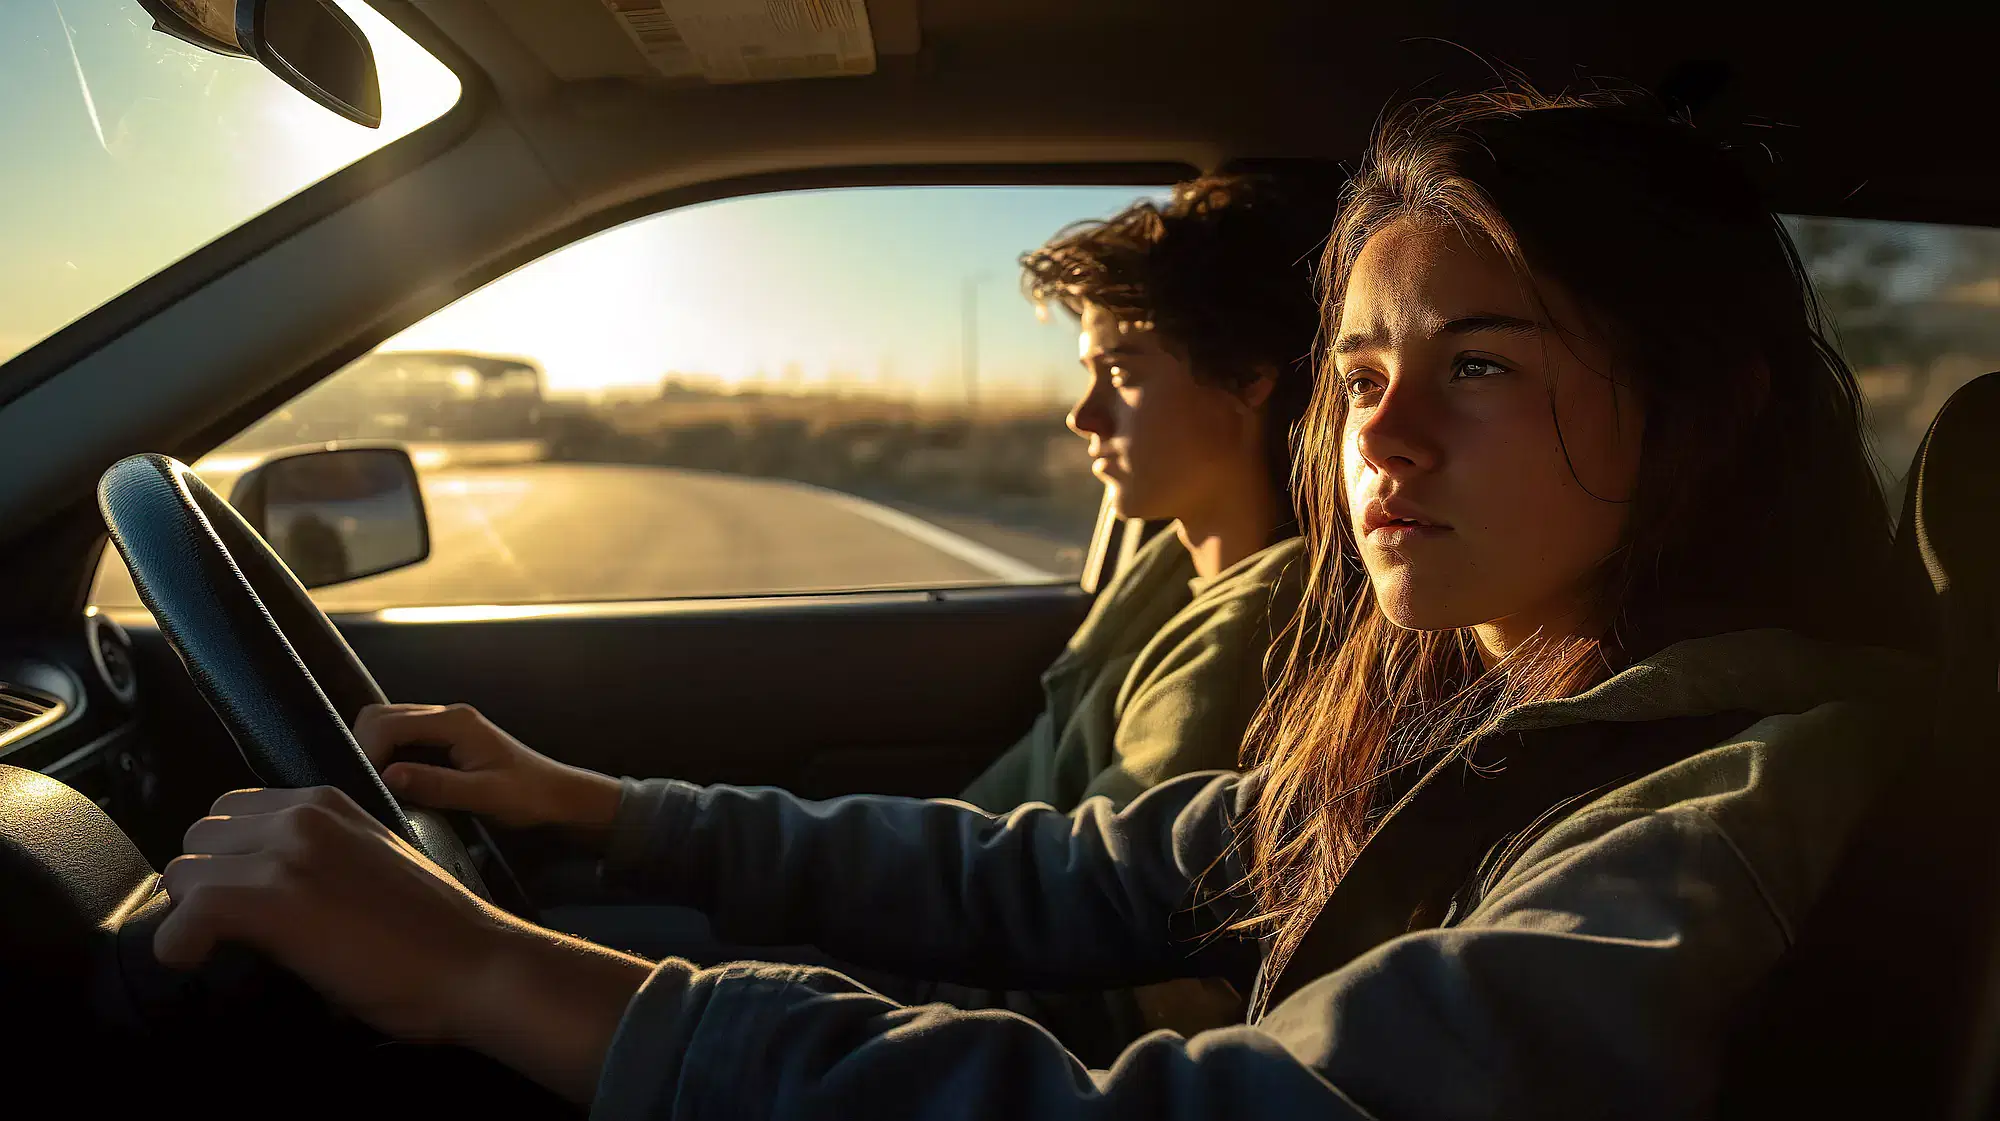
[1236,365,1280,413]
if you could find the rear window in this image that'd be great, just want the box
[1787,216,2000,499]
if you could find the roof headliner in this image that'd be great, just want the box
[418,2,1997,228]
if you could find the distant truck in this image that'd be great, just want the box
[231,350,547,449]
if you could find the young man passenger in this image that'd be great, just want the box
[350,174,1336,1056]
[360,174,1333,824]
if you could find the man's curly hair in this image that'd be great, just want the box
[1019,174,1337,523]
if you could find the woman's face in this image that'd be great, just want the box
[1067,303,1268,521]
[1334,218,1643,658]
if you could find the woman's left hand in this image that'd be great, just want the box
[158,785,655,1100]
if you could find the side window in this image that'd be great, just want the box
[1789,216,2000,501]
[92,186,1164,613]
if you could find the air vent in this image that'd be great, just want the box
[87,610,139,705]
[0,683,65,748]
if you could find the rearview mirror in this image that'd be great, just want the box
[230,446,430,588]
[137,0,382,129]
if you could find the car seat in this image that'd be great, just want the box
[1718,372,2000,1118]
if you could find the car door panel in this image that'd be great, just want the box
[121,584,1084,804]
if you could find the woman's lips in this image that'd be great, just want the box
[1368,522,1451,543]
[1359,495,1453,547]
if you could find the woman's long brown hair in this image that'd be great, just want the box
[1238,86,1909,993]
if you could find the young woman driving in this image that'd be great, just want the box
[154,86,1923,1118]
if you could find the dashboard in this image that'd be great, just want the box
[0,608,157,842]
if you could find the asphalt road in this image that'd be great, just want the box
[91,456,1083,614]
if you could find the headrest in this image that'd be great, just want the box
[1895,372,2000,673]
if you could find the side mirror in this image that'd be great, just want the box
[136,0,382,129]
[229,446,430,589]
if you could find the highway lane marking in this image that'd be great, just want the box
[427,477,530,495]
[815,490,1058,584]
[431,479,536,588]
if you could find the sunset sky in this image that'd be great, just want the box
[0,0,1166,403]
[381,184,1166,399]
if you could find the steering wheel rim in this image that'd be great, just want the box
[97,453,490,897]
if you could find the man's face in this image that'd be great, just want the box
[1067,303,1257,521]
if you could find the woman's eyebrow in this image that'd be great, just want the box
[1331,330,1382,355]
[1333,314,1546,355]
[1436,314,1546,339]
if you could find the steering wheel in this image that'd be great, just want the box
[97,453,493,897]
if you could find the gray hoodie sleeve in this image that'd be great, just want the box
[588,759,1810,1120]
[600,770,1259,989]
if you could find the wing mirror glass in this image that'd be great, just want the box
[230,446,430,588]
[136,0,382,128]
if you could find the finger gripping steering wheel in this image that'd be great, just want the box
[98,453,487,895]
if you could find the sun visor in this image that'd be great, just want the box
[600,0,876,84]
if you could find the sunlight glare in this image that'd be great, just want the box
[248,1,460,199]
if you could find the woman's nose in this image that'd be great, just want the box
[1353,382,1442,476]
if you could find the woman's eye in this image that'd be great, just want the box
[1342,372,1383,400]
[1453,357,1506,380]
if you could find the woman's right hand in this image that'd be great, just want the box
[352,703,623,831]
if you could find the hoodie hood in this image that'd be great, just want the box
[1490,628,1932,737]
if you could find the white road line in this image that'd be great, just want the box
[430,479,535,586]
[817,491,1059,584]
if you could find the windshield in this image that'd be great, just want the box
[0,0,460,368]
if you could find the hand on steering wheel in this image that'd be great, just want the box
[353,703,622,832]
[159,782,654,1102]
[159,784,517,1041]
[94,454,661,1101]
[98,453,488,892]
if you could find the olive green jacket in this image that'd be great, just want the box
[958,529,1306,813]
[595,629,1928,1120]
